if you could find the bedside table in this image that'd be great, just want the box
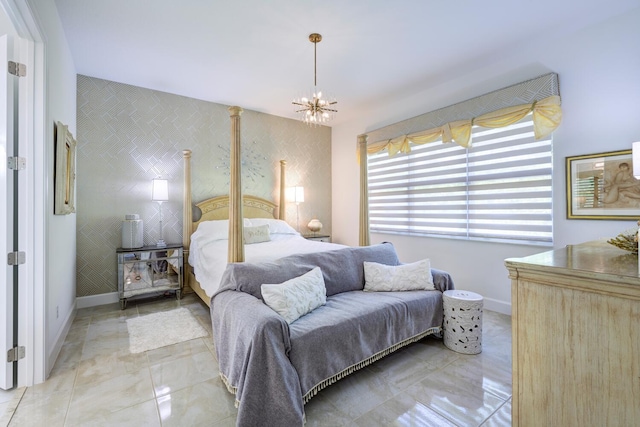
[303,234,331,243]
[116,244,183,309]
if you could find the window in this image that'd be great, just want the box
[367,115,553,245]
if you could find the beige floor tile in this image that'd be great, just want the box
[354,393,457,427]
[146,337,209,366]
[0,387,19,404]
[21,368,77,403]
[156,377,237,426]
[51,340,84,372]
[0,387,25,427]
[437,353,512,401]
[75,302,121,319]
[150,350,218,397]
[65,368,155,424]
[481,399,511,427]
[75,351,149,387]
[406,368,508,426]
[8,389,71,427]
[0,401,11,426]
[365,348,438,392]
[80,334,131,360]
[66,399,161,427]
[64,321,90,344]
[312,364,401,420]
[404,336,462,366]
[482,311,512,339]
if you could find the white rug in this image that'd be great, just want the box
[126,308,208,354]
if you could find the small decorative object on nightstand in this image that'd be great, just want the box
[307,218,323,234]
[116,244,183,309]
[303,234,331,243]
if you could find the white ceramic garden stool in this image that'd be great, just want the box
[442,290,483,354]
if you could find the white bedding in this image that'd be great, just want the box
[189,219,346,297]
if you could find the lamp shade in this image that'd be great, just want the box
[151,178,169,202]
[633,142,640,179]
[286,186,304,203]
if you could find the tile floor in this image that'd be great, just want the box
[1,293,512,426]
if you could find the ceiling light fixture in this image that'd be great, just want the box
[292,33,337,126]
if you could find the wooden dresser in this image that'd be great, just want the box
[505,240,640,427]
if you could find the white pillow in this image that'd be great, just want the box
[261,267,327,324]
[247,218,298,235]
[363,259,434,292]
[243,224,271,244]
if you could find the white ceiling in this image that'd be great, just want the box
[54,0,639,126]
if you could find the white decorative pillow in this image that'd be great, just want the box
[363,259,434,292]
[243,224,271,244]
[261,267,327,324]
[247,218,298,235]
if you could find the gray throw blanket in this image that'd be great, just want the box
[211,243,454,427]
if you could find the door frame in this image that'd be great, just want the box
[1,0,47,386]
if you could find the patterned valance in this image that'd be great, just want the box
[366,73,561,156]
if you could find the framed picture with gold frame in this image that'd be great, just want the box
[566,149,640,220]
[54,121,76,215]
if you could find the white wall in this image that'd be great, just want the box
[332,8,640,314]
[27,0,77,374]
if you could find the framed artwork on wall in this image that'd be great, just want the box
[566,149,640,220]
[54,121,77,215]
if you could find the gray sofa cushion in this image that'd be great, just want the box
[218,242,400,300]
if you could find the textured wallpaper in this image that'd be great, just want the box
[76,75,332,297]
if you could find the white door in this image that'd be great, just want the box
[0,34,19,390]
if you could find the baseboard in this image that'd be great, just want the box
[46,304,76,378]
[483,297,511,316]
[76,292,119,309]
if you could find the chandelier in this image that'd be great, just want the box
[292,33,337,126]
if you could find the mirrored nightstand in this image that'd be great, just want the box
[116,244,183,309]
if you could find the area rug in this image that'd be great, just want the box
[126,307,208,354]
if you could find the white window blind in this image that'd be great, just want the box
[367,115,553,245]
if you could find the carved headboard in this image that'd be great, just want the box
[193,195,278,231]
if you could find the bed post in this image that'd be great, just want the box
[279,160,286,220]
[358,134,371,246]
[182,149,193,291]
[228,106,245,263]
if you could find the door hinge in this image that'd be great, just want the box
[8,61,26,77]
[7,251,25,265]
[7,346,25,363]
[7,157,26,170]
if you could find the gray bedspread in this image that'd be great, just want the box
[210,243,454,427]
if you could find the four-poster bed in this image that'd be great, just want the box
[182,149,315,304]
[181,108,344,305]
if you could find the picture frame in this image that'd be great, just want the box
[54,121,77,215]
[566,149,640,220]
